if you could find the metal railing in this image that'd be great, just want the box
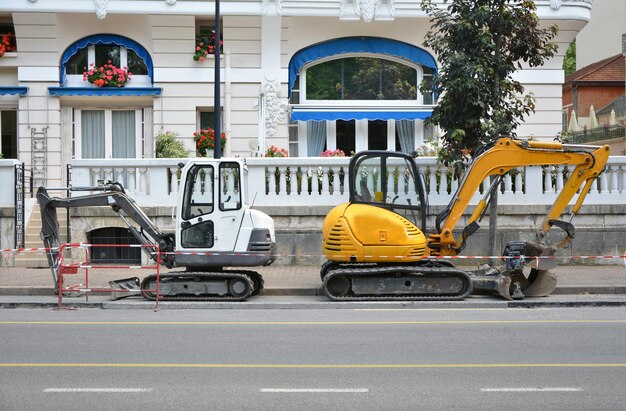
[564,124,625,145]
[14,163,33,249]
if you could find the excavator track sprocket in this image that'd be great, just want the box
[322,264,473,301]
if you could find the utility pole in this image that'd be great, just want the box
[214,0,222,159]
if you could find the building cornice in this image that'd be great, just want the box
[1,0,592,22]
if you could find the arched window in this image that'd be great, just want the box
[288,37,437,156]
[60,34,153,87]
[303,55,432,103]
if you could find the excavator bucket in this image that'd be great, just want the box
[507,242,558,298]
[470,241,559,300]
[469,267,557,300]
[521,269,557,297]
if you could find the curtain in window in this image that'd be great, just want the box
[112,110,135,158]
[306,120,327,156]
[81,110,105,158]
[396,119,415,154]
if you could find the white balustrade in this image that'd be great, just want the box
[53,155,626,209]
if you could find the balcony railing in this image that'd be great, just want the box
[564,125,625,145]
[40,156,626,208]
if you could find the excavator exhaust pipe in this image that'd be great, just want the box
[469,241,558,300]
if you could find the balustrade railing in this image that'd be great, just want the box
[60,156,626,208]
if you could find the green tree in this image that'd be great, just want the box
[563,40,576,76]
[421,0,558,166]
[420,0,558,258]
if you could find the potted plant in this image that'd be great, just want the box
[194,128,226,157]
[0,33,16,57]
[265,145,288,157]
[193,30,223,62]
[83,61,132,87]
[320,149,346,157]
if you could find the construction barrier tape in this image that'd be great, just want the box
[2,245,625,264]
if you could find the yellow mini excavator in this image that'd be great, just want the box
[321,137,610,300]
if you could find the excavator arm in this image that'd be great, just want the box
[37,182,175,290]
[429,137,610,255]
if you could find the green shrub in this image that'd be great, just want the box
[155,130,188,158]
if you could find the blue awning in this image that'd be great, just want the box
[0,87,28,96]
[288,37,438,96]
[291,108,432,121]
[48,87,162,96]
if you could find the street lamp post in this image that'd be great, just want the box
[213,0,222,159]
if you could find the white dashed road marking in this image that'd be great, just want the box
[44,388,153,393]
[260,388,369,393]
[481,387,582,392]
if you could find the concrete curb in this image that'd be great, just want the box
[2,294,626,309]
[2,285,626,297]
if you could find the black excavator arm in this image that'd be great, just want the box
[37,182,175,290]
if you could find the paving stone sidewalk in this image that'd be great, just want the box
[1,264,625,296]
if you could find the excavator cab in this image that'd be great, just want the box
[174,159,276,270]
[349,150,428,231]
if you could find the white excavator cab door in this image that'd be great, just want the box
[175,160,245,255]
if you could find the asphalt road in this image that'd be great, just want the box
[1,307,626,410]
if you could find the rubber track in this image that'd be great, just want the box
[323,265,473,301]
[141,271,258,301]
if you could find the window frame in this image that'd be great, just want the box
[65,45,150,87]
[72,107,144,159]
[61,35,153,88]
[301,53,429,106]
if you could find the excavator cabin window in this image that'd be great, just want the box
[350,151,427,230]
[182,165,215,220]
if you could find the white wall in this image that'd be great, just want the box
[576,0,626,68]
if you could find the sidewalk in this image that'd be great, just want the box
[1,264,625,297]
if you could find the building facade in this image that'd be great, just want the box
[0,0,593,190]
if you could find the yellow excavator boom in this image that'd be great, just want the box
[431,137,610,255]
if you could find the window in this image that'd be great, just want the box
[198,109,216,130]
[195,20,223,56]
[73,108,144,159]
[0,110,17,159]
[182,164,215,220]
[336,120,355,155]
[306,57,418,101]
[219,162,241,211]
[0,22,17,52]
[61,35,152,87]
[65,45,149,87]
[368,120,388,150]
[180,164,216,249]
[289,38,438,156]
[88,227,141,264]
